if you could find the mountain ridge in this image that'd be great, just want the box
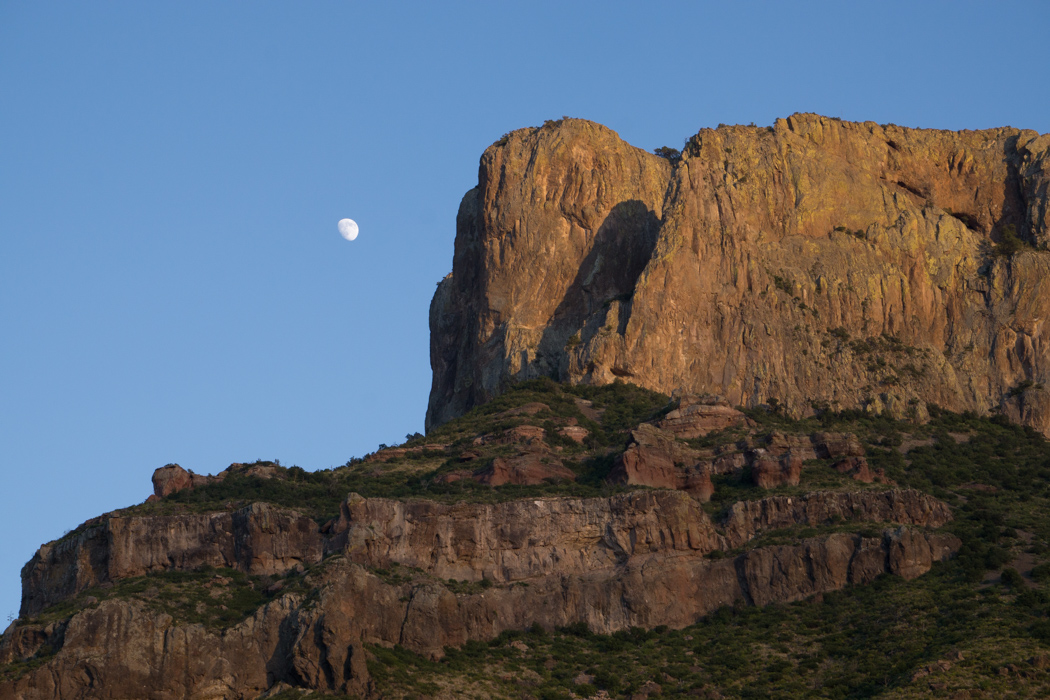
[6,116,1050,698]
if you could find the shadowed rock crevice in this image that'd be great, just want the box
[534,199,662,383]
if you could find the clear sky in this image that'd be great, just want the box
[2,1,1048,623]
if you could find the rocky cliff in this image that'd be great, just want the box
[2,489,957,699]
[19,502,323,618]
[9,114,1050,699]
[428,116,1050,433]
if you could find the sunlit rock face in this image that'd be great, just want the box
[1,489,958,699]
[428,116,1050,434]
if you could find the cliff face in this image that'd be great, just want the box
[3,490,957,699]
[19,503,323,618]
[428,116,1050,432]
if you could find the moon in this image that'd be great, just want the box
[337,218,359,241]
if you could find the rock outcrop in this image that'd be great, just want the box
[324,489,953,584]
[473,452,577,485]
[605,420,875,497]
[148,461,286,500]
[751,452,803,488]
[607,424,714,499]
[17,488,952,624]
[655,395,747,438]
[150,463,209,498]
[1,596,324,700]
[3,489,958,698]
[428,116,1050,434]
[20,503,323,617]
[718,489,953,547]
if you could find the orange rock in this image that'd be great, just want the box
[558,425,589,443]
[473,453,576,486]
[428,116,1050,436]
[656,395,745,438]
[151,464,193,498]
[751,452,803,489]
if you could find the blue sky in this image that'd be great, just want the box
[2,1,1048,622]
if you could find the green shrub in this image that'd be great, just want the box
[993,224,1032,257]
[1031,563,1050,583]
[653,146,681,161]
[1001,567,1024,587]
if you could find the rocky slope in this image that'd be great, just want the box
[6,373,1047,698]
[5,376,971,698]
[428,115,1050,433]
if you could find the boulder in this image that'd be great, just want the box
[608,442,678,490]
[833,456,872,483]
[473,452,576,486]
[558,425,589,443]
[680,468,715,502]
[887,526,959,580]
[607,424,712,497]
[151,464,193,498]
[815,433,866,459]
[751,452,803,489]
[764,432,818,460]
[150,464,217,498]
[656,395,746,438]
[711,451,747,474]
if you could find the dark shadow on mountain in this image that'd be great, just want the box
[532,199,662,379]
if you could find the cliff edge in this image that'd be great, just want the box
[428,115,1050,432]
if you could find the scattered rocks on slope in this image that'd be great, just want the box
[607,418,875,499]
[363,444,448,463]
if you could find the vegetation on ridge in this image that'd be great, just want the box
[360,409,1050,699]
[112,378,675,525]
[11,376,1050,697]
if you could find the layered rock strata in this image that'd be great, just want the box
[21,488,951,618]
[428,116,1050,434]
[654,394,748,438]
[4,489,956,699]
[19,503,323,617]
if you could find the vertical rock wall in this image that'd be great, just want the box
[428,116,1050,434]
